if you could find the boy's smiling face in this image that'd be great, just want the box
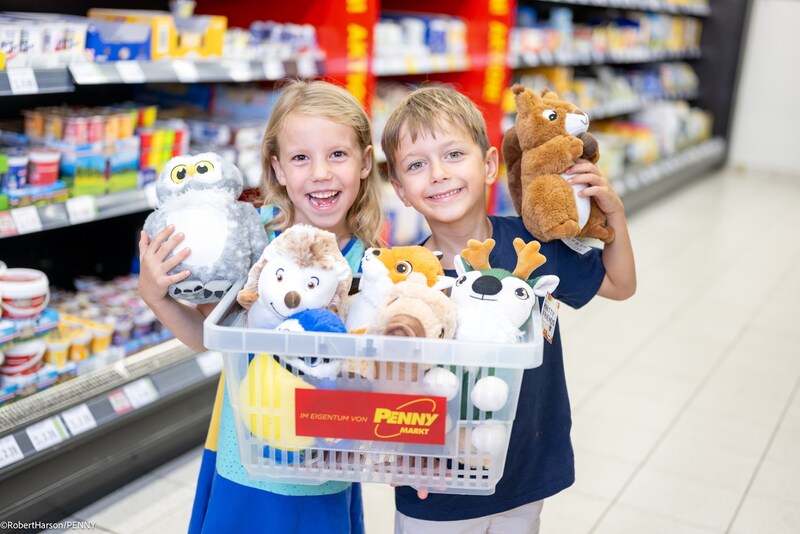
[390,121,498,226]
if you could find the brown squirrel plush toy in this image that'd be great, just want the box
[502,85,614,244]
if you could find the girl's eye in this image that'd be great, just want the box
[331,150,347,158]
[307,276,320,289]
[291,154,308,162]
[276,268,284,282]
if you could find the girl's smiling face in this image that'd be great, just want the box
[271,112,372,239]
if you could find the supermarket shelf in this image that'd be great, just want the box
[68,56,323,86]
[0,56,323,97]
[509,48,701,69]
[536,0,711,17]
[619,136,726,213]
[373,53,470,76]
[0,340,221,523]
[0,68,74,97]
[0,187,155,240]
[588,91,699,120]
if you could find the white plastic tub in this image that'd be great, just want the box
[204,279,544,495]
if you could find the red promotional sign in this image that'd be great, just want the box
[295,389,447,445]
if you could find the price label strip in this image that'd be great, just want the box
[116,61,147,84]
[61,403,98,436]
[69,62,106,85]
[108,390,133,415]
[123,377,159,409]
[66,196,98,225]
[197,351,223,377]
[0,435,25,469]
[26,416,69,452]
[227,60,252,82]
[7,68,39,95]
[10,205,43,234]
[173,60,200,83]
[264,59,286,80]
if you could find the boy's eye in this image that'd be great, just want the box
[446,151,464,159]
[407,161,423,171]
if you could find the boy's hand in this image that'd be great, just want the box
[566,159,624,219]
[138,225,191,306]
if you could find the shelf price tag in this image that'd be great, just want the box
[264,58,286,80]
[10,206,43,234]
[108,390,133,415]
[66,196,97,225]
[296,55,318,78]
[116,61,147,84]
[7,68,39,95]
[197,351,223,377]
[0,435,25,469]
[123,377,159,409]
[0,211,18,237]
[173,60,200,83]
[227,60,252,82]
[26,417,69,452]
[69,62,105,84]
[61,404,98,436]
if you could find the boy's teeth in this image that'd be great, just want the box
[430,189,460,200]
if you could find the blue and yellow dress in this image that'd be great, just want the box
[189,209,365,534]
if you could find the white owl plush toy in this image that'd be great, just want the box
[144,152,268,304]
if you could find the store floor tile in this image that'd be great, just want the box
[42,166,800,533]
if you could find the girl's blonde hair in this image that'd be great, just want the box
[261,79,383,248]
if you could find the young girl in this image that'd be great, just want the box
[138,79,384,534]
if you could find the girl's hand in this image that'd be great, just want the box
[566,159,624,219]
[138,225,191,307]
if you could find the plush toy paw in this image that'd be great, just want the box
[237,290,258,310]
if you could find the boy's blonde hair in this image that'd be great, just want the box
[261,79,383,248]
[381,86,491,179]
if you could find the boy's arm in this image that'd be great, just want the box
[566,159,636,301]
[596,210,636,300]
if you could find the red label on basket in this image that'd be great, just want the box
[295,389,447,445]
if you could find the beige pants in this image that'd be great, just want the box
[395,500,544,534]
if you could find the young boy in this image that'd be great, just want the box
[381,86,636,533]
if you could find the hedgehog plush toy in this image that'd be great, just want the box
[143,152,268,304]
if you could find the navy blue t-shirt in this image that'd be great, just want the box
[395,215,606,521]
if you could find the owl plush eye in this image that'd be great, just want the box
[171,165,188,183]
[195,160,214,174]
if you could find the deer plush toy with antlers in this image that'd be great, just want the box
[450,237,559,343]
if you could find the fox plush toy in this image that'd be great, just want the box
[502,85,614,244]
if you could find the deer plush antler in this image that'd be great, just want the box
[512,238,547,279]
[461,239,494,271]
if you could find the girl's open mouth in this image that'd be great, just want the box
[308,191,340,208]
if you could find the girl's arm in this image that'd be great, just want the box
[138,226,214,352]
[566,160,637,300]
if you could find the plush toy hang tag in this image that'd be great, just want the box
[541,293,560,344]
[561,237,593,255]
